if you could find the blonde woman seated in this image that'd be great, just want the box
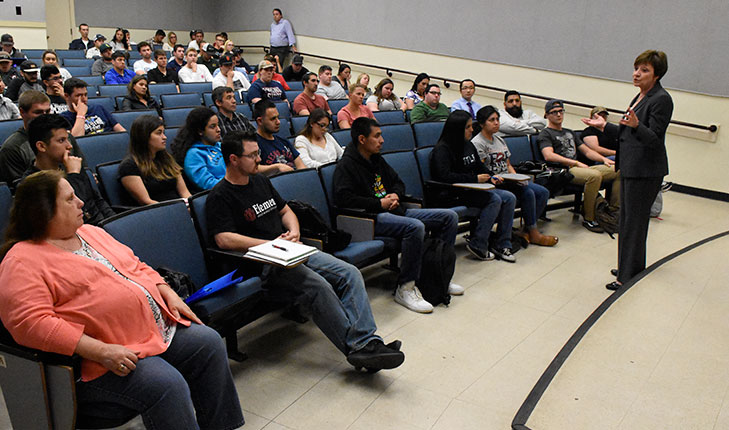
[367,78,406,113]
[355,73,372,99]
[119,115,191,205]
[337,84,374,129]
[294,109,343,168]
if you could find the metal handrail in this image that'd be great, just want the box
[237,44,717,133]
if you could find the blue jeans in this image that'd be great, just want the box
[468,188,516,252]
[261,251,379,354]
[510,182,550,229]
[374,208,458,285]
[76,323,244,430]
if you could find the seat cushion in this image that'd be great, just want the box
[189,277,264,318]
[333,240,386,266]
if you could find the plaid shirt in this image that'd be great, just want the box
[217,111,255,138]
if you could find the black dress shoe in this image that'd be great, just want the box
[347,339,405,371]
[605,281,622,291]
[610,268,618,277]
[385,340,402,351]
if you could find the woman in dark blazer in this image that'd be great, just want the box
[586,50,673,290]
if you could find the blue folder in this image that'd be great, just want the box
[184,270,244,304]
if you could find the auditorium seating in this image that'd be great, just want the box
[98,84,129,98]
[95,160,137,211]
[62,58,94,67]
[0,119,23,145]
[148,83,179,97]
[56,49,86,59]
[77,75,104,86]
[274,100,291,119]
[63,65,92,76]
[503,136,534,165]
[162,107,194,128]
[0,183,11,236]
[179,82,212,94]
[412,121,444,148]
[330,129,352,147]
[87,96,115,113]
[75,131,129,171]
[328,99,348,114]
[373,110,406,125]
[113,110,156,132]
[286,81,303,91]
[380,124,416,152]
[161,93,203,108]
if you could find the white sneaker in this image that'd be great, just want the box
[448,282,465,295]
[395,282,433,313]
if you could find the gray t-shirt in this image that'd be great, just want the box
[366,95,402,111]
[537,127,583,160]
[471,133,511,175]
[316,82,347,100]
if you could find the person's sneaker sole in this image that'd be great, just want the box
[490,248,516,263]
[394,295,433,313]
[347,349,405,370]
[466,242,494,261]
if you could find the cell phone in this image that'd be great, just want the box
[622,110,630,121]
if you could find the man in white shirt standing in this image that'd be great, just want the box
[133,42,156,75]
[498,90,547,136]
[212,53,250,97]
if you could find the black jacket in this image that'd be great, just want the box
[332,143,406,215]
[430,140,493,207]
[121,95,162,116]
[617,81,672,178]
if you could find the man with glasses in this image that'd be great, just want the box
[293,72,331,115]
[537,99,619,233]
[450,79,481,120]
[40,65,68,114]
[410,83,449,124]
[5,60,43,102]
[498,90,546,136]
[213,86,255,138]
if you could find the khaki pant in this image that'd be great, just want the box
[569,165,620,221]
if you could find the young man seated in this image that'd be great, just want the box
[146,49,179,84]
[253,99,306,175]
[206,129,404,372]
[332,117,464,313]
[213,86,255,138]
[61,78,125,136]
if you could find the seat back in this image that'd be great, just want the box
[328,99,348,114]
[161,93,203,108]
[503,135,534,165]
[203,92,214,107]
[87,97,115,113]
[56,50,85,59]
[530,134,545,161]
[274,100,291,119]
[100,199,210,288]
[188,191,212,250]
[77,75,104,86]
[62,58,94,67]
[277,118,291,138]
[63,66,91,76]
[236,104,252,119]
[86,85,99,97]
[179,82,212,95]
[285,90,302,102]
[415,146,434,182]
[380,123,416,152]
[412,121,444,148]
[98,85,129,98]
[286,81,303,90]
[317,162,338,214]
[75,132,129,171]
[165,127,180,150]
[271,168,331,226]
[162,107,194,128]
[373,110,406,125]
[96,161,136,207]
[382,150,423,200]
[112,110,156,131]
[291,116,308,135]
[0,120,23,145]
[330,129,351,147]
[0,183,11,237]
[148,83,178,96]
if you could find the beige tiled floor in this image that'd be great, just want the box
[1,191,727,429]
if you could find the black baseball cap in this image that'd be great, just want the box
[544,99,564,113]
[220,53,234,65]
[292,54,303,65]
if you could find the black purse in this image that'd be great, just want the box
[156,266,196,299]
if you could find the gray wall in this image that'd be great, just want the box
[76,0,729,96]
[1,0,45,21]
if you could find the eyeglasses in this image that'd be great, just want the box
[47,76,63,82]
[240,149,261,159]
[428,91,441,96]
[315,122,329,128]
[309,79,320,83]
[548,109,564,115]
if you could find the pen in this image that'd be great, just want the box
[272,244,288,252]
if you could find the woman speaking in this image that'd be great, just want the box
[585,50,673,290]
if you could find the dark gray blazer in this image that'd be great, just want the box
[616,81,673,178]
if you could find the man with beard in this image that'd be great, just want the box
[5,61,43,102]
[91,43,114,76]
[498,90,547,136]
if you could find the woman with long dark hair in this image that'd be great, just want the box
[404,73,430,110]
[332,63,351,92]
[430,110,517,262]
[170,107,223,191]
[119,115,191,205]
[121,75,162,116]
[109,28,129,51]
[294,108,342,168]
[367,78,406,113]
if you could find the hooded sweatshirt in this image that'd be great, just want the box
[183,141,225,190]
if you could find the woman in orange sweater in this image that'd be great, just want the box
[0,170,244,428]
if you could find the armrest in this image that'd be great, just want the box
[301,237,323,250]
[336,214,375,242]
[111,205,137,214]
[334,206,379,220]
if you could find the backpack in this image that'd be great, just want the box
[287,200,352,253]
[416,238,455,307]
[513,160,574,197]
[594,195,619,238]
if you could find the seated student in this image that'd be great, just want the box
[332,64,351,93]
[410,83,449,124]
[450,79,481,120]
[121,75,162,116]
[212,53,251,97]
[246,60,288,106]
[146,49,179,84]
[177,48,213,83]
[163,31,176,51]
[197,45,220,74]
[498,90,547,136]
[355,73,373,99]
[315,65,347,100]
[293,72,331,115]
[109,28,129,52]
[294,109,343,168]
[1,33,24,60]
[367,78,406,113]
[68,23,91,50]
[61,78,125,136]
[0,170,244,428]
[133,42,156,75]
[213,86,255,138]
[404,73,429,109]
[431,110,517,262]
[148,29,167,51]
[91,43,114,76]
[0,78,20,120]
[213,46,250,76]
[538,99,619,233]
[580,106,617,160]
[333,117,463,313]
[166,44,187,74]
[170,107,223,191]
[0,52,19,87]
[119,115,191,205]
[337,84,375,129]
[40,65,68,114]
[206,130,404,371]
[5,60,43,102]
[281,54,308,82]
[40,50,72,82]
[250,55,290,90]
[253,99,305,175]
[472,106,558,247]
[23,114,114,225]
[85,34,106,59]
[104,51,134,85]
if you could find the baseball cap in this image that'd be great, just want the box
[95,33,106,41]
[20,60,39,73]
[220,53,234,66]
[544,99,564,113]
[203,44,217,54]
[590,106,608,117]
[0,34,13,46]
[258,60,275,70]
[99,43,112,53]
[0,52,11,62]
[292,54,303,65]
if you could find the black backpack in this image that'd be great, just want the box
[514,160,574,197]
[287,200,352,253]
[416,238,455,307]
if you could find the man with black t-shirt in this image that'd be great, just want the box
[206,130,404,372]
[147,50,179,84]
[40,65,68,114]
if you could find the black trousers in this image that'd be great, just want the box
[617,176,662,284]
[269,45,290,68]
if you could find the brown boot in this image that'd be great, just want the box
[528,229,558,247]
